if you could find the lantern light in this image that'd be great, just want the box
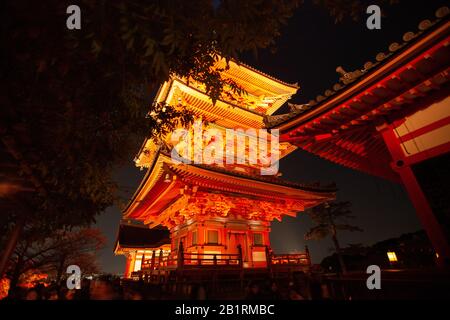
[387,251,398,263]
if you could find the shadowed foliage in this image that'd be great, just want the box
[305,201,362,273]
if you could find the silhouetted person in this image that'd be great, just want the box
[25,289,39,300]
[90,279,121,300]
[123,288,143,300]
[293,271,311,300]
[190,283,207,300]
[245,282,261,300]
[310,274,323,300]
[268,281,282,300]
[288,288,305,300]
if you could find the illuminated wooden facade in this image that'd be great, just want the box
[269,7,450,266]
[114,223,171,278]
[119,59,336,275]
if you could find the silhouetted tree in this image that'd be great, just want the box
[305,201,362,274]
[7,227,105,296]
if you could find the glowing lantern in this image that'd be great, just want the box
[387,251,398,263]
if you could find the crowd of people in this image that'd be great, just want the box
[3,272,333,300]
[244,272,331,300]
[5,277,127,300]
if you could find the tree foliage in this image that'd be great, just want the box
[7,227,105,292]
[305,201,362,241]
[305,201,362,273]
[313,0,399,23]
[1,0,299,231]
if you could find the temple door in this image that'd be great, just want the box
[230,233,248,264]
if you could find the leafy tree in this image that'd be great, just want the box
[313,0,399,23]
[0,0,299,276]
[305,201,362,274]
[1,0,398,278]
[7,227,105,297]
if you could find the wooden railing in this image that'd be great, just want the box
[270,253,310,266]
[141,253,176,271]
[182,252,241,267]
[139,244,310,273]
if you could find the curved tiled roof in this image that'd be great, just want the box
[233,58,300,89]
[115,223,170,249]
[265,6,450,128]
[180,162,337,193]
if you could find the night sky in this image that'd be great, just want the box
[95,0,448,274]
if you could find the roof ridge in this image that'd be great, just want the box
[232,58,300,89]
[186,163,337,192]
[265,6,449,128]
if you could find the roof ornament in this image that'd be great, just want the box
[263,114,292,127]
[436,6,449,18]
[159,141,172,155]
[403,32,416,42]
[375,52,387,62]
[418,19,432,31]
[288,103,309,113]
[336,66,364,85]
[389,42,401,52]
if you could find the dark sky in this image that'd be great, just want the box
[95,0,448,274]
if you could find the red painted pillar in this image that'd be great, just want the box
[379,125,450,266]
[124,255,132,278]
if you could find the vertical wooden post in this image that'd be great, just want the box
[158,249,163,266]
[265,245,273,279]
[237,244,244,290]
[175,242,184,297]
[265,245,271,268]
[305,245,311,266]
[178,241,184,270]
[140,254,145,281]
[379,125,450,267]
[157,249,163,283]
[213,254,217,266]
[237,244,243,269]
[124,254,132,279]
[151,250,156,270]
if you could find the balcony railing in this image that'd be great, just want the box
[139,244,311,273]
[270,253,310,266]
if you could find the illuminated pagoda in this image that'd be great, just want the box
[267,7,450,266]
[117,59,336,277]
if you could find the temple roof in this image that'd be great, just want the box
[124,150,336,226]
[123,52,333,228]
[263,7,450,181]
[225,59,299,91]
[265,6,449,129]
[213,58,299,115]
[114,223,170,253]
[124,149,337,215]
[189,162,336,193]
[123,151,336,225]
